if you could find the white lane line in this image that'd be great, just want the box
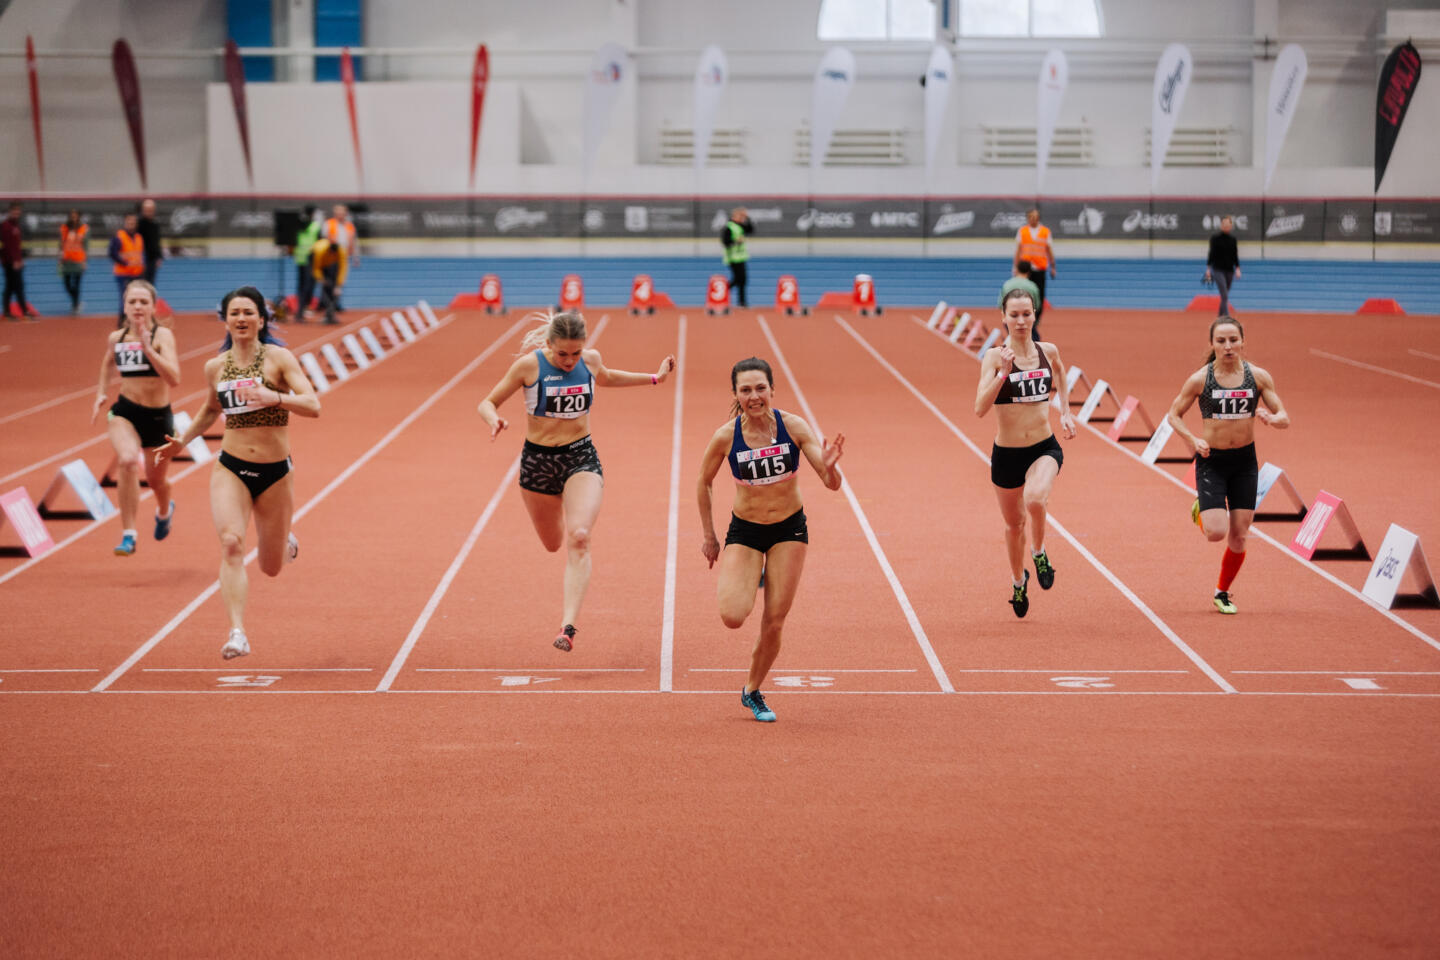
[912,313,1440,658]
[375,458,520,691]
[0,316,380,485]
[0,315,455,586]
[758,315,956,694]
[688,668,919,673]
[414,667,647,673]
[0,345,12,354]
[34,688,1440,699]
[659,314,688,692]
[1231,669,1440,675]
[0,668,99,673]
[1310,348,1440,390]
[92,315,528,693]
[1409,349,1440,362]
[141,667,373,672]
[950,668,1191,674]
[843,315,1237,694]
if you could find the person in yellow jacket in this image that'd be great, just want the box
[109,212,145,323]
[58,209,89,315]
[1013,207,1056,338]
[311,237,348,325]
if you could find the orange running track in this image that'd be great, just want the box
[1,303,1438,958]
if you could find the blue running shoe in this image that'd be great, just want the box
[154,501,175,541]
[741,687,776,722]
[114,532,137,556]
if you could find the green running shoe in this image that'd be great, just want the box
[1191,498,1201,527]
[1033,551,1054,590]
[1010,569,1030,618]
[1213,591,1237,615]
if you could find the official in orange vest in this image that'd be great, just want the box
[58,209,89,315]
[1013,207,1056,338]
[109,213,145,322]
[322,204,357,312]
[310,237,348,325]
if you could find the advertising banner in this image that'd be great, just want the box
[810,47,857,170]
[692,45,728,175]
[111,40,146,188]
[223,41,253,187]
[1260,199,1326,242]
[1263,44,1307,193]
[1150,43,1193,191]
[1035,49,1068,194]
[340,48,363,189]
[1375,42,1422,192]
[1373,200,1440,242]
[469,44,490,189]
[923,45,954,185]
[26,36,44,190]
[582,43,628,175]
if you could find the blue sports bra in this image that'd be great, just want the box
[523,349,594,419]
[728,409,800,486]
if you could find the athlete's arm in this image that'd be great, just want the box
[1042,343,1077,439]
[1166,369,1209,456]
[144,326,182,387]
[787,414,844,491]
[586,348,675,388]
[157,358,224,463]
[975,347,1013,417]
[696,425,732,568]
[252,347,321,417]
[476,353,537,439]
[90,331,121,424]
[1252,365,1290,429]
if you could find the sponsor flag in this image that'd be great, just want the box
[223,40,253,188]
[1035,49,1068,194]
[922,45,953,186]
[1150,43,1192,192]
[1264,44,1306,192]
[1375,41,1422,192]
[111,39,146,188]
[692,44,728,174]
[469,44,489,190]
[26,36,44,191]
[340,47,363,189]
[582,43,628,175]
[810,47,856,170]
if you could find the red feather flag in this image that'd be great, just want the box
[223,40,254,187]
[112,39,147,188]
[469,44,489,190]
[26,36,44,191]
[341,47,363,189]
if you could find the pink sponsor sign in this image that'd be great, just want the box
[1,488,55,557]
[1290,490,1344,561]
[1107,396,1141,442]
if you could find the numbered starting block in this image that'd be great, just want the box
[627,274,675,314]
[0,487,54,558]
[1290,490,1369,561]
[39,459,117,521]
[1363,524,1439,609]
[1107,395,1158,442]
[776,275,808,315]
[852,274,882,316]
[705,275,731,315]
[558,274,584,312]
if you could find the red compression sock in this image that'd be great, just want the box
[1217,548,1246,591]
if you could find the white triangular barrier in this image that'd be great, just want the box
[406,306,429,332]
[1364,524,1440,609]
[1252,462,1307,521]
[39,458,118,520]
[379,316,401,348]
[926,301,948,329]
[342,333,372,370]
[978,328,1002,355]
[1076,379,1122,425]
[391,311,417,342]
[361,327,387,359]
[418,300,440,327]
[299,351,331,393]
[1138,419,1191,465]
[171,411,213,465]
[947,312,971,344]
[321,343,351,381]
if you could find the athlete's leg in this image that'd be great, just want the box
[1021,455,1060,554]
[107,416,144,532]
[746,541,806,693]
[993,485,1027,583]
[559,471,604,627]
[717,543,766,629]
[252,472,296,578]
[142,446,173,523]
[521,489,566,553]
[211,464,254,632]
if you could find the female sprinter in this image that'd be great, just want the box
[477,310,675,652]
[91,279,180,556]
[697,357,845,723]
[1165,316,1289,614]
[975,277,1077,618]
[156,287,319,658]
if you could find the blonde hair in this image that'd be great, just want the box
[518,309,587,353]
[119,279,168,329]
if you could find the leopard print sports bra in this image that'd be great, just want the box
[216,345,289,429]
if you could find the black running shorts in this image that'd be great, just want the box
[1195,442,1258,513]
[520,436,604,497]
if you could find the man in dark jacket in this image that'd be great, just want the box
[719,207,753,308]
[1205,215,1241,317]
[138,198,163,286]
[1,202,38,320]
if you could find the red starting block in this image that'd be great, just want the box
[0,487,54,558]
[706,275,730,315]
[480,274,505,314]
[776,275,807,315]
[627,275,675,314]
[1290,490,1369,561]
[853,274,881,316]
[1356,298,1404,315]
[1186,295,1222,312]
[558,274,584,312]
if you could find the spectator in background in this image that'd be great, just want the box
[110,212,146,323]
[720,207,753,308]
[59,209,89,315]
[1,201,38,321]
[310,236,348,325]
[138,198,163,287]
[323,204,357,312]
[1013,208,1056,329]
[291,205,322,322]
[1205,215,1241,317]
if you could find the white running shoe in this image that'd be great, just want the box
[222,628,250,660]
[285,531,299,564]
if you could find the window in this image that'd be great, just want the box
[818,0,938,41]
[959,0,1102,37]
